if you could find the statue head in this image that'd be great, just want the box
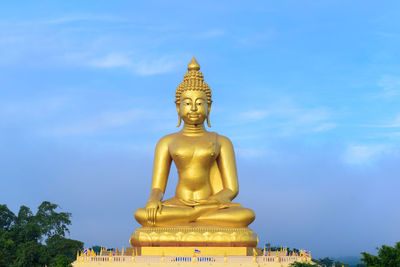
[175,57,212,127]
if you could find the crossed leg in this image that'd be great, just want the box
[135,204,255,227]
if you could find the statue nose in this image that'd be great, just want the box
[190,103,197,111]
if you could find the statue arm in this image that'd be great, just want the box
[213,135,239,202]
[150,135,172,195]
[146,135,172,225]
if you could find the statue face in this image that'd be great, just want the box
[178,90,208,125]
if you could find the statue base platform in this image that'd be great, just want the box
[73,255,310,267]
[130,226,258,255]
[133,246,253,256]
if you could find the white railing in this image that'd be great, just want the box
[75,255,311,264]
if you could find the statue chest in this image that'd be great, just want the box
[169,135,220,165]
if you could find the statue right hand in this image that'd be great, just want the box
[145,200,162,226]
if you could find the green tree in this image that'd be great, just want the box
[91,245,102,253]
[334,261,349,267]
[361,242,400,267]
[36,201,71,239]
[46,234,83,263]
[313,257,334,266]
[52,255,72,267]
[12,241,48,267]
[0,202,83,267]
[0,205,16,230]
[289,262,318,267]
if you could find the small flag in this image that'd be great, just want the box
[194,249,201,254]
[83,249,88,254]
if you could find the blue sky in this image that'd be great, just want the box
[1,0,400,259]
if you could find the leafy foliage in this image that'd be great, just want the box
[361,242,400,267]
[36,202,71,239]
[91,245,102,253]
[262,243,300,254]
[310,257,350,267]
[334,261,349,267]
[313,257,334,266]
[289,262,318,267]
[0,202,83,267]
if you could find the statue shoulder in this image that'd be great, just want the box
[155,132,178,147]
[215,133,234,147]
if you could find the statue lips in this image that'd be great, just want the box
[188,113,201,119]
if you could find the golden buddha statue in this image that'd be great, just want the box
[130,58,257,253]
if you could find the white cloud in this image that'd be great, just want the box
[40,14,128,25]
[195,29,225,39]
[236,29,275,47]
[76,52,183,75]
[237,105,336,136]
[374,31,400,39]
[391,114,400,127]
[313,123,337,132]
[293,108,330,124]
[132,57,182,76]
[384,132,400,137]
[239,110,270,120]
[0,16,184,76]
[88,53,132,68]
[43,109,146,136]
[0,96,70,120]
[342,144,389,165]
[378,75,400,98]
[236,148,267,158]
[359,114,400,128]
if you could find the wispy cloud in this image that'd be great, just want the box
[194,29,225,39]
[358,114,400,128]
[236,147,267,158]
[39,14,129,25]
[378,75,400,98]
[374,31,400,39]
[388,114,400,128]
[42,109,148,136]
[235,29,275,47]
[236,105,336,136]
[342,144,390,165]
[239,110,271,121]
[313,122,337,132]
[87,53,183,75]
[132,57,183,76]
[88,53,132,68]
[0,96,70,121]
[0,15,184,75]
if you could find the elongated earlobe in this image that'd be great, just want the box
[177,115,182,127]
[176,104,181,127]
[207,104,211,127]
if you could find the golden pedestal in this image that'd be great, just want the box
[130,226,258,256]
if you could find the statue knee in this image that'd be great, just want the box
[246,208,256,224]
[134,208,147,225]
[234,208,255,226]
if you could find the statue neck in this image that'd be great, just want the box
[182,123,206,136]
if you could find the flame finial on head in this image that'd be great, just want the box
[187,57,200,71]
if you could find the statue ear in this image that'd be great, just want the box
[176,103,182,127]
[206,103,212,127]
